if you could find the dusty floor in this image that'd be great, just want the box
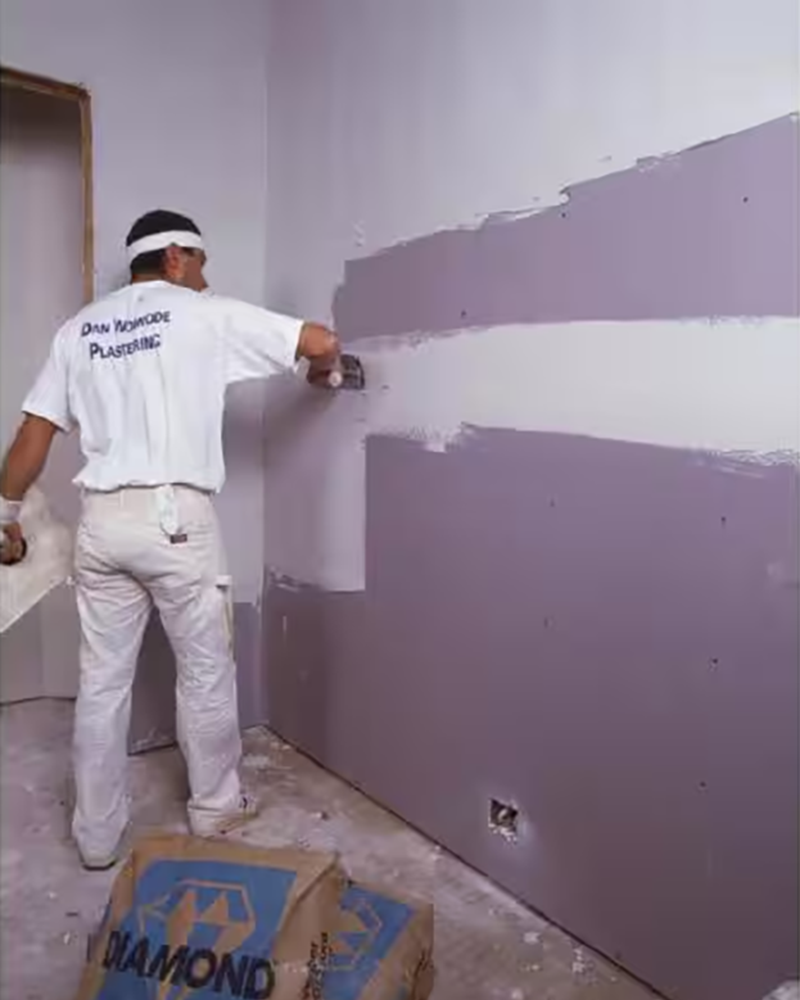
[0,699,660,1000]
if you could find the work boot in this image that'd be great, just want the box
[79,824,130,872]
[189,794,261,838]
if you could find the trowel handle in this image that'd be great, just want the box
[327,362,344,389]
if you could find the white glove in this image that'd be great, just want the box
[0,496,22,527]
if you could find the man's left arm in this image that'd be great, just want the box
[1,328,73,563]
[0,414,61,502]
[0,416,60,563]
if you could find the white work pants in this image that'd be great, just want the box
[72,486,241,861]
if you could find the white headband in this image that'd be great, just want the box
[126,230,205,264]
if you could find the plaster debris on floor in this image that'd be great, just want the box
[0,699,659,1000]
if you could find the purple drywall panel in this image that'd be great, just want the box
[263,431,800,1000]
[264,573,367,769]
[333,115,800,339]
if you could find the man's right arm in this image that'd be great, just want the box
[218,298,341,385]
[297,321,339,362]
[297,322,343,386]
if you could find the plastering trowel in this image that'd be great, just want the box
[327,352,365,390]
[308,352,365,390]
[0,485,73,634]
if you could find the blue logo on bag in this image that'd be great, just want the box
[95,859,296,1000]
[322,885,414,1000]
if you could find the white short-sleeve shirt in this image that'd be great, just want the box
[22,281,303,492]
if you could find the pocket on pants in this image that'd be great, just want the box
[175,490,217,535]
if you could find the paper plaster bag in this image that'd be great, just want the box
[75,833,344,1000]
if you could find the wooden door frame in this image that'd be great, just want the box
[0,66,94,303]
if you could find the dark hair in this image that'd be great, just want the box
[126,209,202,276]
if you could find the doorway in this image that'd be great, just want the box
[0,68,93,703]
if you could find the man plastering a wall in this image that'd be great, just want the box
[0,209,348,870]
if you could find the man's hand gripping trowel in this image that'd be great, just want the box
[0,486,73,634]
